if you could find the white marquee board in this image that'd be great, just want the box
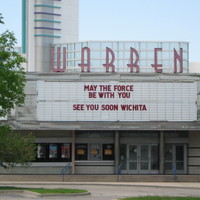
[37,81,197,121]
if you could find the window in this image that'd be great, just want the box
[103,144,114,160]
[35,143,71,162]
[49,144,58,159]
[37,144,47,160]
[75,144,88,160]
[35,143,115,162]
[75,143,115,161]
[61,144,71,159]
[89,144,101,160]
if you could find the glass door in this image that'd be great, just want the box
[151,144,159,171]
[128,145,150,173]
[165,144,173,171]
[140,145,149,171]
[165,144,186,174]
[128,145,138,171]
[123,144,159,174]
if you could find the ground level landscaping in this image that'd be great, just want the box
[0,187,87,194]
[121,197,200,200]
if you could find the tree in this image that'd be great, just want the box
[0,126,36,168]
[0,13,26,117]
[0,14,3,24]
[0,14,36,168]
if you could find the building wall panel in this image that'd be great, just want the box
[188,132,200,174]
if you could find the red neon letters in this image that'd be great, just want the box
[51,47,183,73]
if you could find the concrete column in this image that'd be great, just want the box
[159,131,165,174]
[115,131,120,174]
[72,130,76,174]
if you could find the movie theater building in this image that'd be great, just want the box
[2,0,200,176]
[3,40,199,176]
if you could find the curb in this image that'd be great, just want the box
[0,190,91,197]
[40,192,91,197]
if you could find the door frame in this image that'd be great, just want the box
[165,144,187,174]
[121,144,159,174]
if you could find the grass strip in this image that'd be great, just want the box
[121,197,200,200]
[0,187,87,194]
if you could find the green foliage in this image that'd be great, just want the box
[121,197,200,200]
[0,187,88,194]
[0,126,36,168]
[0,14,3,24]
[0,13,26,117]
[0,14,34,168]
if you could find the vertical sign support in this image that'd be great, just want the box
[72,130,76,174]
[159,131,165,174]
[115,131,120,175]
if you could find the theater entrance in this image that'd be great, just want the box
[120,144,159,174]
[165,144,187,174]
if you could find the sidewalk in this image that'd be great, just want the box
[1,181,200,189]
[1,182,200,200]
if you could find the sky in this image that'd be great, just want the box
[1,0,200,62]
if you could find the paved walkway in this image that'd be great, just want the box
[0,182,200,200]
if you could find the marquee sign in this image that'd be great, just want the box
[37,81,197,122]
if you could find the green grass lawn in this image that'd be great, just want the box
[120,197,200,200]
[0,187,87,194]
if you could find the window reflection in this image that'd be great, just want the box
[35,143,71,162]
[37,144,46,159]
[49,144,58,158]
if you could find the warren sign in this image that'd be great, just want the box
[51,41,188,73]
